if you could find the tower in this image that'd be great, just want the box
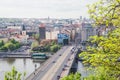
[22,25,26,36]
[22,25,26,31]
[39,23,46,41]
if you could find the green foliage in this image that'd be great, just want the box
[88,0,120,27]
[51,41,56,46]
[15,43,21,49]
[61,72,81,80]
[10,39,17,44]
[4,67,22,80]
[0,40,4,47]
[4,42,16,51]
[79,28,120,79]
[50,44,61,52]
[78,0,120,79]
[0,39,21,51]
[31,40,39,50]
[0,46,8,51]
[31,40,61,53]
[32,34,40,42]
[84,67,116,80]
[44,44,50,52]
[34,34,40,41]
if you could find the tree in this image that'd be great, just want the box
[61,72,81,80]
[51,41,56,46]
[15,43,20,49]
[79,31,120,79]
[34,34,40,41]
[79,0,120,79]
[0,46,8,51]
[50,45,61,52]
[32,34,40,42]
[4,67,22,80]
[4,42,15,51]
[3,40,21,51]
[31,40,39,50]
[44,44,50,51]
[0,40,4,47]
[88,0,120,27]
[10,39,17,44]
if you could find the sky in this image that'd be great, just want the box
[0,0,97,18]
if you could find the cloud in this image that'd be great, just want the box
[0,0,98,18]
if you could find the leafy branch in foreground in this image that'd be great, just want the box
[79,28,120,79]
[88,0,120,27]
[61,72,81,80]
[4,67,26,80]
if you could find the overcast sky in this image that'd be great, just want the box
[0,0,97,18]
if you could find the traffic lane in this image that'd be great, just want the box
[60,53,75,78]
[59,48,78,79]
[53,47,73,80]
[31,63,54,80]
[50,46,73,80]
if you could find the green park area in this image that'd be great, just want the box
[0,39,21,52]
[31,40,62,53]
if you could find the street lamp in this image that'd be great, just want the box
[35,64,37,71]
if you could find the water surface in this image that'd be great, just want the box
[0,58,41,80]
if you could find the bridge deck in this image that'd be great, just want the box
[26,46,69,80]
[26,46,77,80]
[59,47,78,79]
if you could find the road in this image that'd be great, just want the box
[60,48,78,78]
[26,45,74,80]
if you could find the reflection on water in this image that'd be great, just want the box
[77,61,93,79]
[6,58,15,64]
[0,58,41,80]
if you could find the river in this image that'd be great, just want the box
[0,58,90,80]
[77,61,93,79]
[0,58,42,80]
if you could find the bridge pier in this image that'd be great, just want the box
[70,62,78,73]
[69,48,81,74]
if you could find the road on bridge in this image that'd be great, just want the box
[26,45,74,80]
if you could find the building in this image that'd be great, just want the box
[26,31,36,37]
[57,33,69,45]
[46,30,59,40]
[81,23,96,42]
[39,23,46,41]
[7,26,22,30]
[10,35,29,44]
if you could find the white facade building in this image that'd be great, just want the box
[46,30,60,40]
[7,26,22,30]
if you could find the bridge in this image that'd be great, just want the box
[26,45,79,80]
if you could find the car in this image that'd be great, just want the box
[57,75,60,79]
[64,64,68,67]
[62,68,65,71]
[18,50,21,52]
[52,61,56,63]
[59,54,61,56]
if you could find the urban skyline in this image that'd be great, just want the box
[0,0,97,18]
